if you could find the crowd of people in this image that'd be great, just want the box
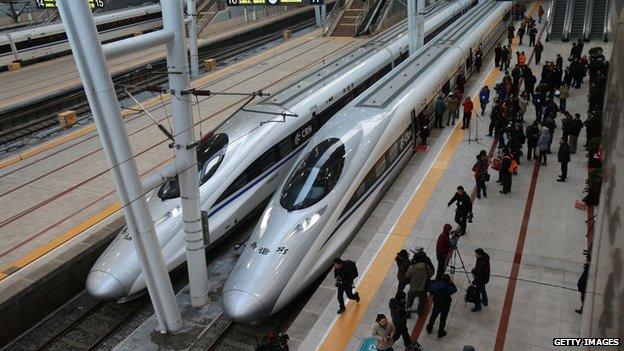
[324,5,610,350]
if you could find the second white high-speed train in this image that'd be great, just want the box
[222,0,512,323]
[0,4,162,67]
[86,0,476,300]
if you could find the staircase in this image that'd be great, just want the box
[196,0,221,37]
[569,0,588,39]
[550,0,568,39]
[591,0,607,40]
[332,0,368,37]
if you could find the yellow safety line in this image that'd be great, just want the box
[318,68,501,349]
[0,202,121,281]
[0,32,321,170]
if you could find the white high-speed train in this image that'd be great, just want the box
[86,0,476,300]
[0,4,162,67]
[222,0,512,323]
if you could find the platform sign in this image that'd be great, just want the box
[35,0,105,9]
[359,338,376,351]
[226,0,324,6]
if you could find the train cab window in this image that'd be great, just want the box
[158,133,228,200]
[198,133,228,184]
[280,138,345,211]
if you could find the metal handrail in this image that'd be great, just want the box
[353,0,371,36]
[602,0,610,41]
[323,0,348,36]
[561,0,575,42]
[545,0,555,41]
[583,0,594,42]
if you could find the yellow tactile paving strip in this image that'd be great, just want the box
[318,67,502,350]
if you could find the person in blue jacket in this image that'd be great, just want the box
[479,86,490,116]
[426,274,457,339]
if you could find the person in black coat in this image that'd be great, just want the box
[447,186,473,235]
[557,138,571,182]
[525,121,540,160]
[575,263,589,314]
[494,44,502,68]
[500,148,513,194]
[389,291,417,348]
[471,249,490,312]
[395,250,411,294]
[426,274,457,338]
[333,258,360,314]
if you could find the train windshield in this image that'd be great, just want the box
[158,133,228,200]
[280,138,345,211]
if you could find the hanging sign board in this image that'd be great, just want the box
[227,0,324,6]
[36,0,105,9]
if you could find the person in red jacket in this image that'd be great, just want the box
[462,97,473,130]
[435,224,453,280]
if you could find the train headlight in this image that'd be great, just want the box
[155,205,182,226]
[285,206,327,241]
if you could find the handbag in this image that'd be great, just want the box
[491,157,502,171]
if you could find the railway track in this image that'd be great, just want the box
[0,18,315,148]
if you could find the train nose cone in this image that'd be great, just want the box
[222,290,269,323]
[86,271,125,300]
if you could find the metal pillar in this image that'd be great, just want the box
[321,5,326,24]
[314,5,322,27]
[407,0,425,54]
[187,0,199,78]
[161,0,209,307]
[56,0,181,333]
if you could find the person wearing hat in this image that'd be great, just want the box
[405,250,434,315]
[389,292,417,349]
[371,314,395,351]
[435,224,453,280]
[471,248,490,312]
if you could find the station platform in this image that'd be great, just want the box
[0,21,362,344]
[283,5,611,351]
[0,5,315,115]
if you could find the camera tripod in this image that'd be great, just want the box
[448,247,472,282]
[463,111,485,145]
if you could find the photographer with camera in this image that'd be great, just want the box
[447,186,473,235]
[426,274,457,339]
[435,224,453,280]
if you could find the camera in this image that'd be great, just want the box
[449,230,461,250]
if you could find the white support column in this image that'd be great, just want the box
[407,0,416,54]
[187,0,199,78]
[161,0,209,308]
[314,5,321,27]
[252,6,257,21]
[320,4,326,24]
[56,0,181,333]
[244,7,248,22]
[408,0,425,54]
[416,0,425,48]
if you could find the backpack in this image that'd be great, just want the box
[465,285,479,304]
[509,159,518,174]
[343,260,359,279]
[472,163,480,176]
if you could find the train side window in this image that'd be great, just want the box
[278,138,295,158]
[387,142,399,166]
[373,157,386,179]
